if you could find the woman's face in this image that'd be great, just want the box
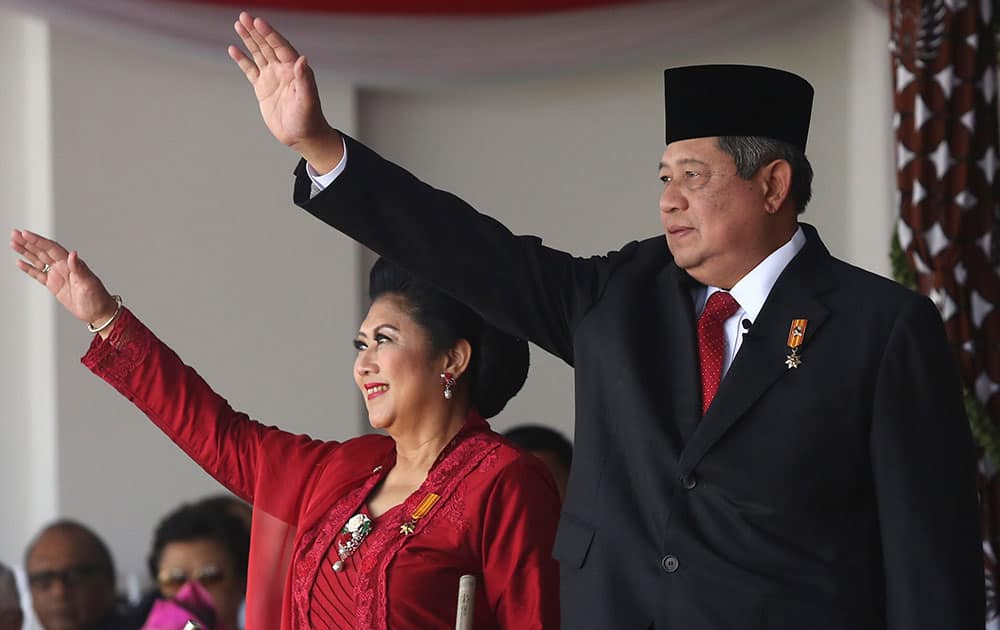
[156,538,244,630]
[354,295,446,432]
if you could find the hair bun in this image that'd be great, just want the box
[472,324,529,418]
[368,257,529,418]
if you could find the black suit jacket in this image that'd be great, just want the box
[293,136,984,629]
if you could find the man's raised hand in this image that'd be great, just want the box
[228,12,342,171]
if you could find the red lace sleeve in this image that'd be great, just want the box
[82,307,152,386]
[81,308,338,520]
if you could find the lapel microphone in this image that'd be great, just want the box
[741,319,753,334]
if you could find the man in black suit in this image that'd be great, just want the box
[230,12,984,629]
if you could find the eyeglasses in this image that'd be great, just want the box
[156,565,226,592]
[28,564,105,591]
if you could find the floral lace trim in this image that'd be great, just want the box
[359,416,498,629]
[290,411,500,629]
[437,447,499,537]
[81,308,151,391]
[290,458,390,628]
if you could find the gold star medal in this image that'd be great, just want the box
[400,492,440,535]
[784,319,808,369]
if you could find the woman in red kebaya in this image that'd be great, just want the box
[10,230,560,629]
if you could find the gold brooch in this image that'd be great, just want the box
[784,319,808,369]
[399,492,440,535]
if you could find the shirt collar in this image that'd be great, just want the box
[702,226,807,322]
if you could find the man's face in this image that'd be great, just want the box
[26,529,115,630]
[658,137,773,288]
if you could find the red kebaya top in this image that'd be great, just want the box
[83,308,561,629]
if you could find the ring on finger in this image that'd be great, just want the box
[41,263,51,273]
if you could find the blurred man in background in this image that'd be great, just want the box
[504,425,573,502]
[24,520,130,630]
[0,563,23,630]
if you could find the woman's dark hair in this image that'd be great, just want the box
[368,257,529,418]
[146,501,251,583]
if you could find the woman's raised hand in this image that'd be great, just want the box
[228,12,343,172]
[10,230,118,327]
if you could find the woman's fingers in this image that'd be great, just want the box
[16,240,54,266]
[18,230,67,265]
[11,229,80,285]
[10,229,45,273]
[14,258,49,286]
[10,228,33,257]
[12,230,53,265]
[228,44,260,83]
[10,238,40,267]
[67,250,92,278]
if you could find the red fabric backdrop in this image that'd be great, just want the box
[0,0,824,85]
[178,0,646,15]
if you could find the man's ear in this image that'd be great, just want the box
[758,159,792,214]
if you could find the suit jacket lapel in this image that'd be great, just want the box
[678,225,836,475]
[658,263,702,449]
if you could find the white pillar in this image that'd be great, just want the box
[0,8,58,569]
[844,0,893,276]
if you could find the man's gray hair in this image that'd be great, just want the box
[717,136,813,213]
[0,563,19,611]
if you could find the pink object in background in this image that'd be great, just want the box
[141,579,219,630]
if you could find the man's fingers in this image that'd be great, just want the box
[228,45,260,82]
[245,15,279,64]
[293,55,309,81]
[235,19,268,68]
[255,17,300,63]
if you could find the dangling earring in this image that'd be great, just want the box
[440,372,456,400]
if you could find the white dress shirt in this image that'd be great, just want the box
[693,227,807,377]
[306,137,349,195]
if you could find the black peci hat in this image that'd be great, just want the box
[663,64,813,151]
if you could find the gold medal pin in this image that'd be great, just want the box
[784,319,808,369]
[400,492,440,535]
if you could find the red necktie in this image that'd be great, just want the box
[698,291,740,415]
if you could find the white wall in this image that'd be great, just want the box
[0,8,365,594]
[358,0,893,441]
[0,0,893,607]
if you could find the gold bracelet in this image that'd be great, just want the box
[87,295,124,333]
